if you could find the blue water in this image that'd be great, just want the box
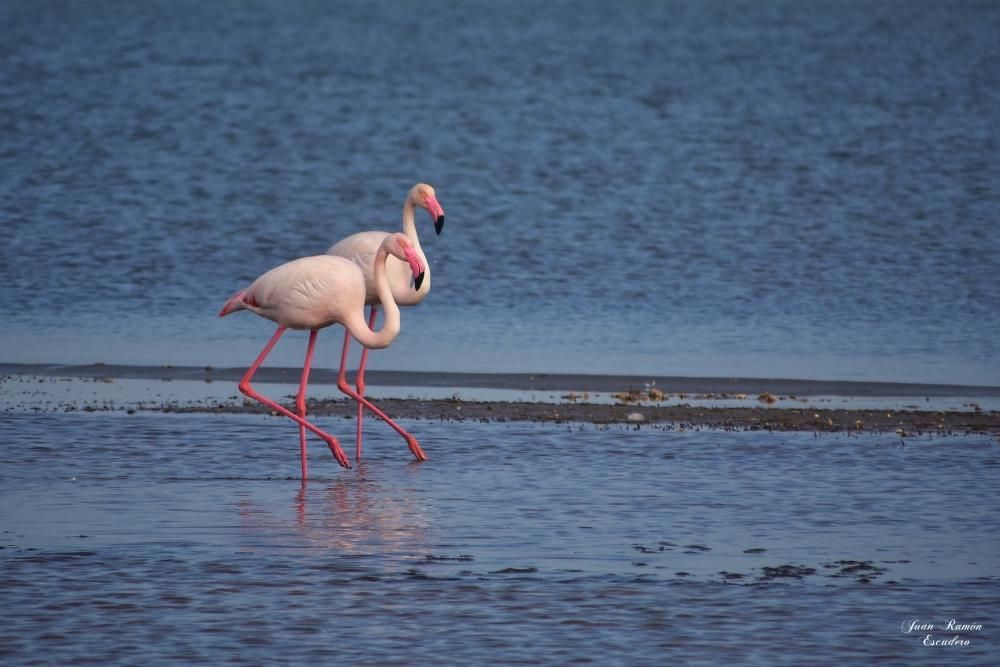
[1,413,998,664]
[2,1,999,384]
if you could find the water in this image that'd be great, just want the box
[1,412,997,664]
[1,0,998,385]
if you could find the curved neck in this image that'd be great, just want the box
[346,246,400,349]
[401,198,423,252]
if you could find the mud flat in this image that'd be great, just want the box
[3,363,998,436]
[174,396,1000,436]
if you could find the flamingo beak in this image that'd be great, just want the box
[426,196,445,235]
[403,247,426,291]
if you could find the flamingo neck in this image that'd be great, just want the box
[401,199,424,253]
[347,246,400,349]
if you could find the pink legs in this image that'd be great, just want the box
[239,326,351,471]
[338,316,428,463]
[238,322,424,472]
[294,330,319,479]
[353,306,378,461]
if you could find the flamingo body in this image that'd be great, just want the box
[221,255,373,336]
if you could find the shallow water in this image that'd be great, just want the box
[2,0,1000,384]
[1,413,997,664]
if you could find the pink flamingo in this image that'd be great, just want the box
[218,233,426,478]
[327,183,444,462]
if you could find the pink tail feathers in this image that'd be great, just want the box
[219,289,248,317]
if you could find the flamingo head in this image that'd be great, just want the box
[383,233,426,291]
[411,183,445,235]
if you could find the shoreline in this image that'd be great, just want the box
[4,362,1000,397]
[2,364,999,435]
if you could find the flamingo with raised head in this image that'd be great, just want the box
[327,183,444,462]
[218,232,426,478]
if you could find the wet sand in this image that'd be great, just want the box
[4,363,999,436]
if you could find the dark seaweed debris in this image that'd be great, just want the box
[759,565,818,580]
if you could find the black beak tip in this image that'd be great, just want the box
[434,215,444,235]
[414,271,425,291]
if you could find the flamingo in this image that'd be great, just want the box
[218,232,426,478]
[326,183,444,462]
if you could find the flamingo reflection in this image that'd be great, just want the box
[236,467,431,557]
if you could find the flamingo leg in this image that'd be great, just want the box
[240,326,351,470]
[354,305,378,462]
[294,329,319,480]
[337,326,428,462]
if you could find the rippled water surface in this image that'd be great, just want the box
[1,413,998,664]
[2,0,999,384]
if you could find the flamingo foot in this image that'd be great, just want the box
[325,437,352,469]
[406,436,428,462]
